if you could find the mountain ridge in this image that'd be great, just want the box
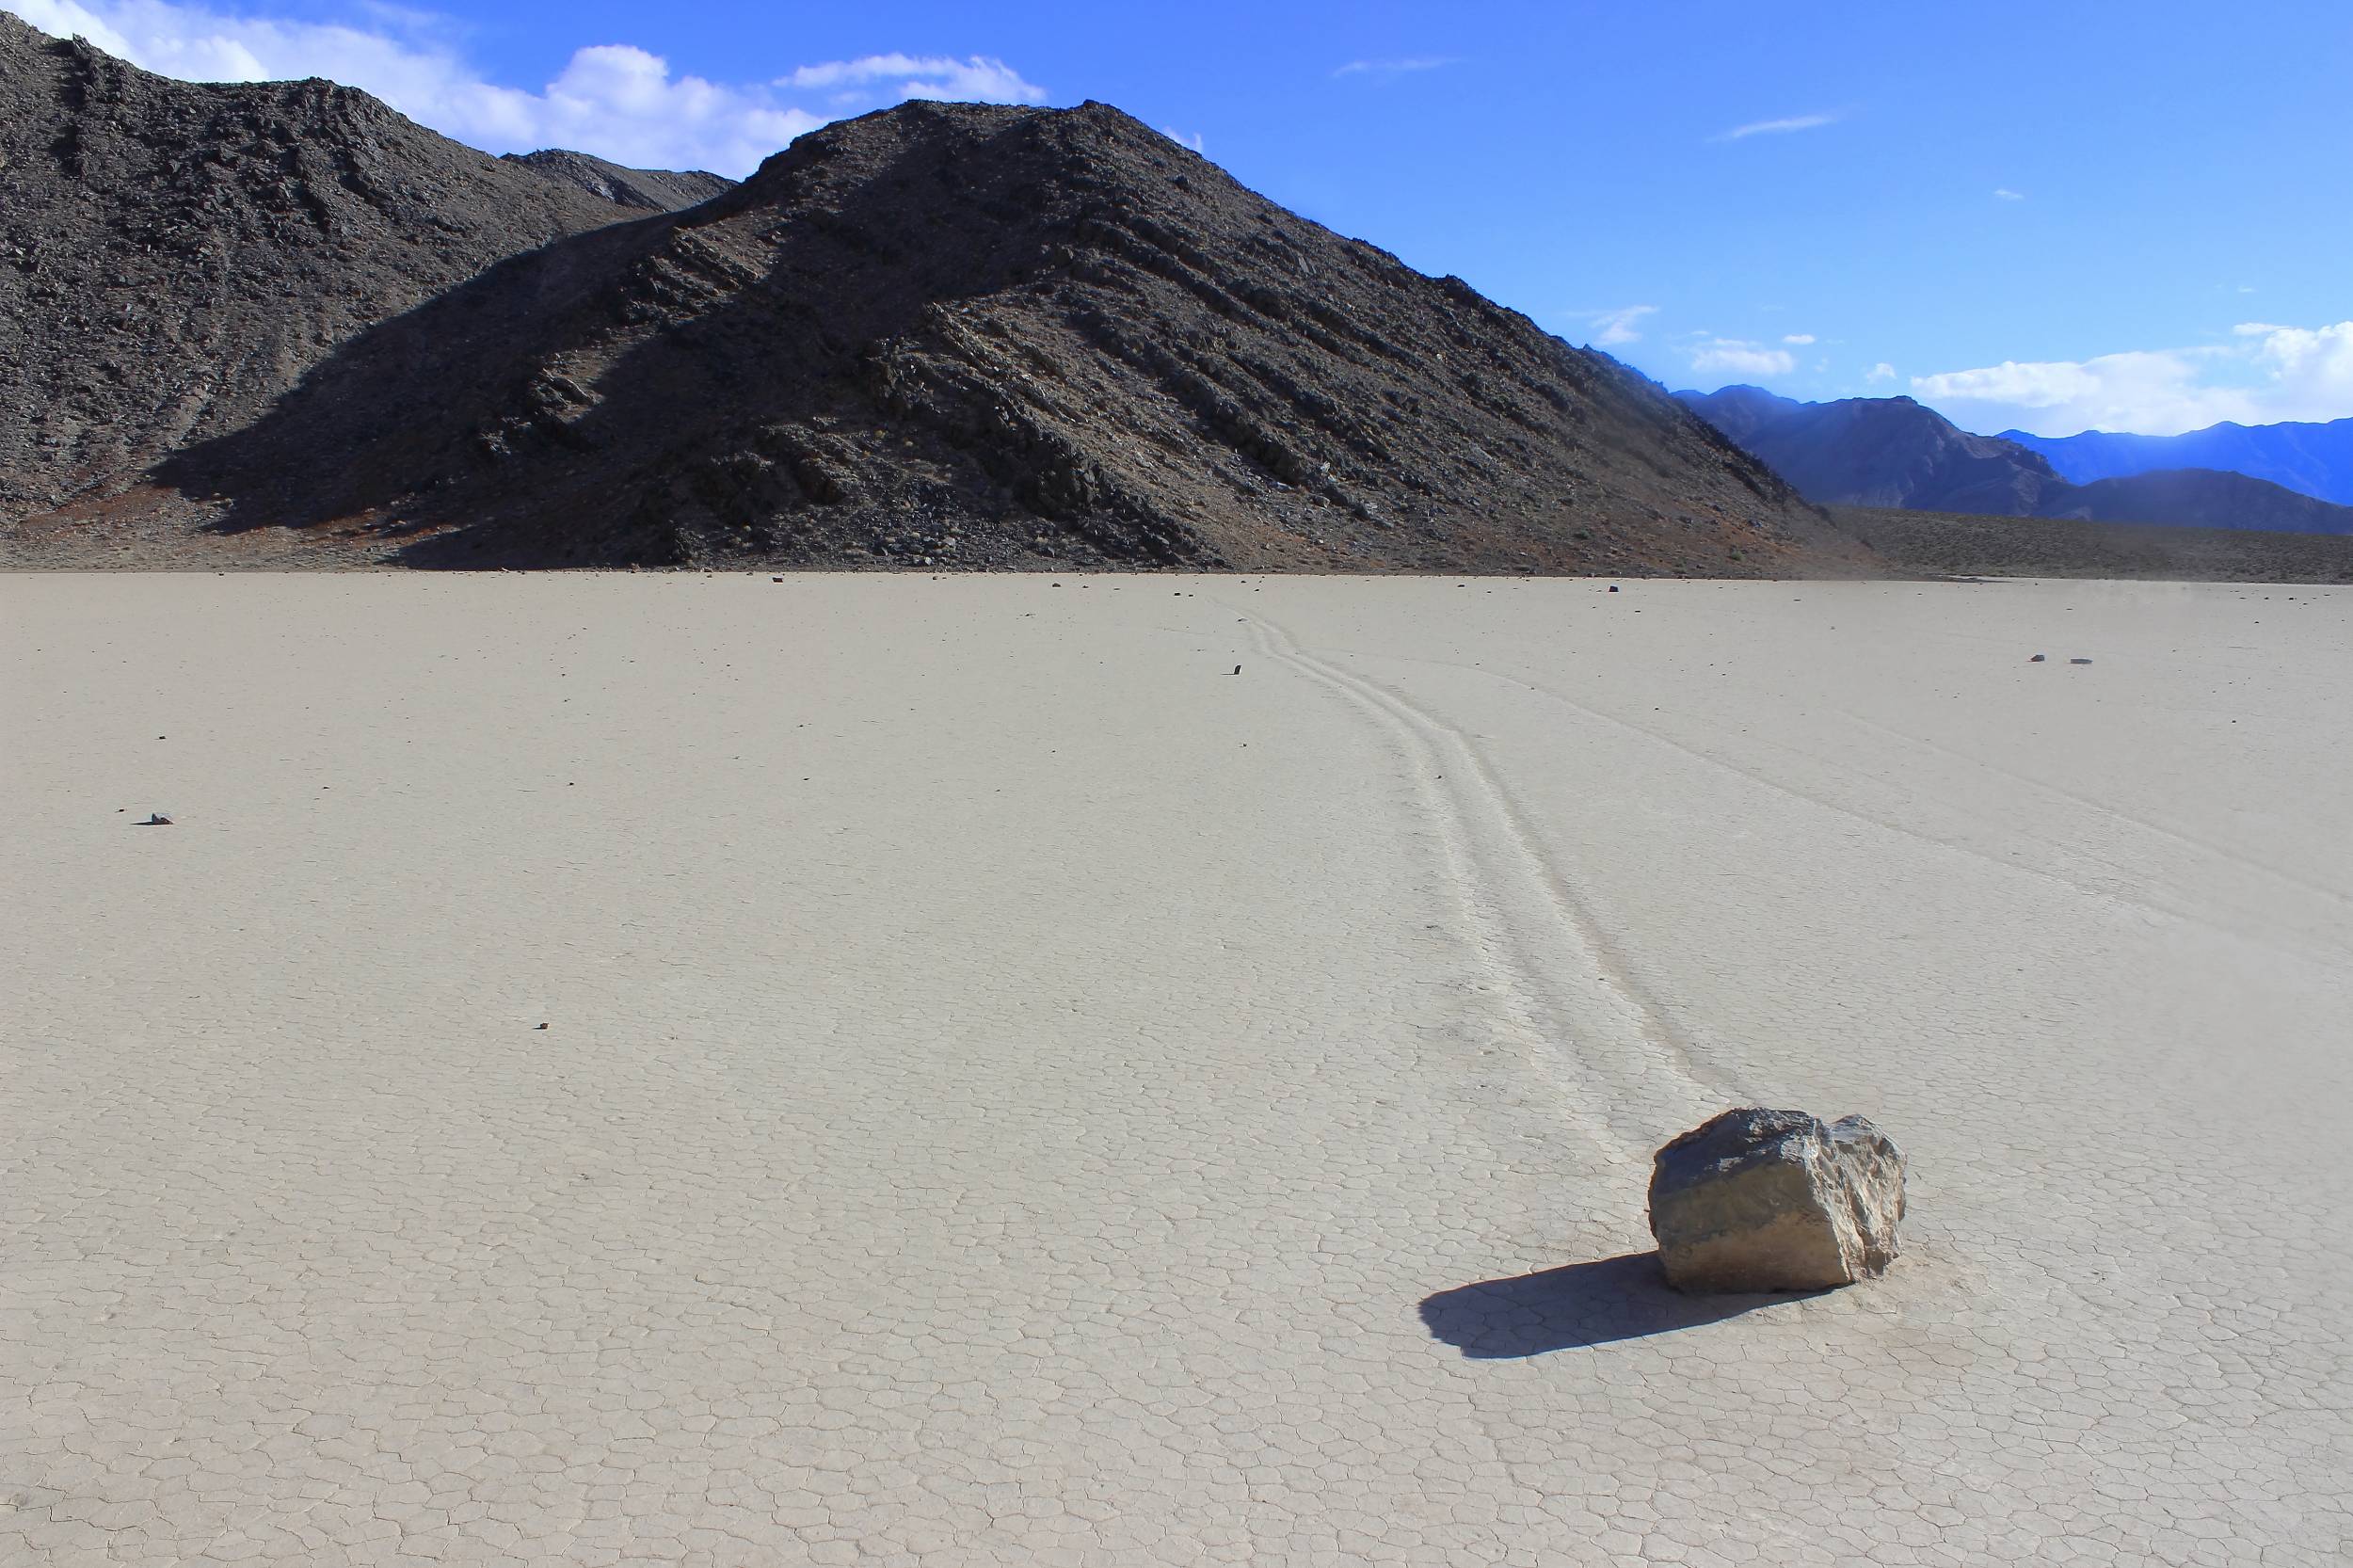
[1675,386,2353,536]
[140,93,1858,572]
[0,11,720,521]
[3,16,1865,574]
[501,150,736,213]
[2002,417,2353,506]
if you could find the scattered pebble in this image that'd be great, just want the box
[2070,658,2093,665]
[2029,653,2046,662]
[138,813,172,825]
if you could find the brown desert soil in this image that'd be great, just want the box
[1840,506,2353,584]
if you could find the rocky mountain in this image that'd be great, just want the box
[2046,468,2353,534]
[136,96,1855,573]
[502,150,735,213]
[2004,417,2353,507]
[1677,388,2062,515]
[0,13,702,521]
[1677,387,2353,535]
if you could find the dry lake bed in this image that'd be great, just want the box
[5,573,2348,1567]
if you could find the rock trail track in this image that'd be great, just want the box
[1220,601,1737,1157]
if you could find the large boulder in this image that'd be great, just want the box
[1647,1109,1906,1293]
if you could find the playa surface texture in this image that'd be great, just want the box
[6,574,2348,1567]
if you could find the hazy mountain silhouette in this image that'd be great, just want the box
[2004,418,2353,507]
[1677,388,2353,536]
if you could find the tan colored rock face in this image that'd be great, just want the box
[1648,1109,1907,1293]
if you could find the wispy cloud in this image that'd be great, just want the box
[1583,304,1659,347]
[1911,322,2353,435]
[1781,333,1816,345]
[1711,111,1837,142]
[1333,56,1457,79]
[1865,362,1897,384]
[7,0,1045,177]
[1688,338,1795,378]
[1993,187,2025,200]
[780,54,1043,104]
[1160,126,1205,153]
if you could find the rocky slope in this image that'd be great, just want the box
[1679,387,2353,535]
[502,150,735,213]
[145,98,1853,573]
[0,14,709,521]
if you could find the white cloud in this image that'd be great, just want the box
[4,1,1045,177]
[1865,362,1897,383]
[1712,112,1836,142]
[780,54,1045,105]
[1911,321,2353,435]
[1585,304,1658,346]
[1688,338,1795,378]
[1993,187,2025,200]
[1160,126,1205,153]
[1781,332,1816,345]
[1333,56,1457,78]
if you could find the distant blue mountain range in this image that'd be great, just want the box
[1673,387,2353,535]
[1999,420,2353,507]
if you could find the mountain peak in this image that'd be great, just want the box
[141,87,1851,571]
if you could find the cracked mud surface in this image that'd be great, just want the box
[5,575,2347,1565]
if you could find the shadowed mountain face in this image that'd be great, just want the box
[2005,418,2353,507]
[0,14,694,520]
[156,98,1854,572]
[1678,388,2353,536]
[501,150,735,213]
[1678,389,2064,515]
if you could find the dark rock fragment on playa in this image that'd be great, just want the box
[138,813,172,825]
[2030,653,2046,662]
[1648,1108,1906,1293]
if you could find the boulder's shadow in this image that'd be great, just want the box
[1419,1252,1822,1358]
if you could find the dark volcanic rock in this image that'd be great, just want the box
[502,150,734,213]
[0,13,648,520]
[158,98,1857,573]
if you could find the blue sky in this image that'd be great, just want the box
[13,0,2352,437]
